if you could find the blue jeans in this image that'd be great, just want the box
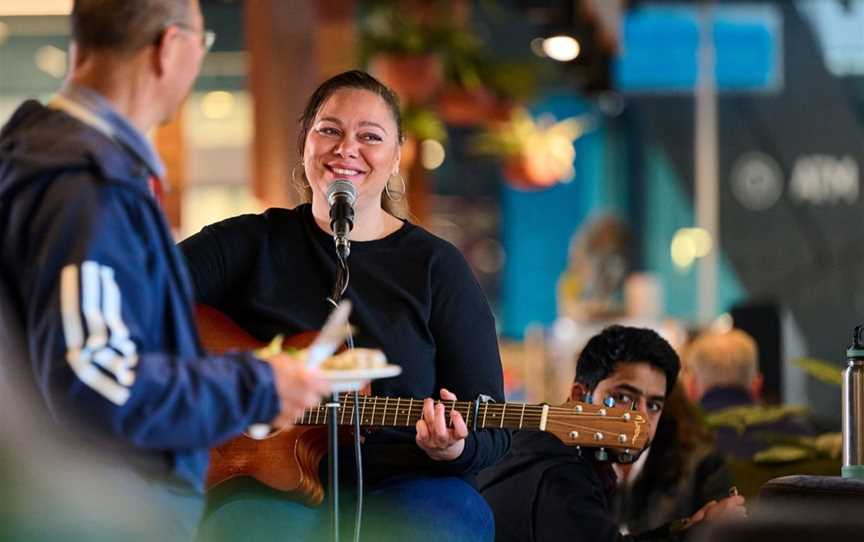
[197,476,494,542]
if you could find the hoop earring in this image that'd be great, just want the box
[291,161,306,186]
[385,173,407,201]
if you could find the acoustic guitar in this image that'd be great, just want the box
[197,304,650,506]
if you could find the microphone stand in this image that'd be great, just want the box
[326,180,357,542]
[327,248,350,542]
[327,382,340,542]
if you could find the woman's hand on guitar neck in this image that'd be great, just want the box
[415,388,469,461]
[263,352,331,428]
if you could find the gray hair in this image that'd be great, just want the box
[685,329,759,390]
[71,0,191,54]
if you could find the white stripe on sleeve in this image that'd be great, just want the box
[60,262,133,405]
[100,265,138,386]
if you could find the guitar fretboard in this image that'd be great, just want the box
[296,395,629,431]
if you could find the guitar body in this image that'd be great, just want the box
[196,304,334,505]
[207,426,329,506]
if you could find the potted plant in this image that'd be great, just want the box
[360,1,454,104]
[471,108,591,190]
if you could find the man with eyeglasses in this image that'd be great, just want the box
[0,1,329,540]
[478,325,747,541]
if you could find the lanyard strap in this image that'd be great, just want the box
[47,94,116,141]
[47,94,165,203]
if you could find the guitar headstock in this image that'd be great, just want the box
[542,400,650,456]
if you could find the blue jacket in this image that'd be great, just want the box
[0,99,280,491]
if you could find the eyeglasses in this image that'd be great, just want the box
[172,22,216,53]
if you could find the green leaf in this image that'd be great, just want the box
[402,106,447,142]
[754,445,812,464]
[791,357,843,387]
[705,404,810,434]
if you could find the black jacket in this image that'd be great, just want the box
[479,431,687,542]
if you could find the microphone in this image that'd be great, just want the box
[326,179,357,260]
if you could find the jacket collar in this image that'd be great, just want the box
[52,83,166,181]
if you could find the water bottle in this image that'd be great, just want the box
[842,325,864,479]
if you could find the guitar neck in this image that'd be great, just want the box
[291,395,646,452]
[297,395,547,431]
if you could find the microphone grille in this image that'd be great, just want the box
[326,180,357,206]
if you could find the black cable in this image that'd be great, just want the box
[328,251,362,542]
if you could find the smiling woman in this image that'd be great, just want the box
[180,70,508,541]
[302,86,404,241]
[295,70,409,226]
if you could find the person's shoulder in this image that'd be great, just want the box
[400,222,473,269]
[190,214,266,253]
[528,454,610,518]
[205,206,302,232]
[187,206,312,253]
[479,432,572,495]
[0,99,48,140]
[1,100,149,197]
[261,205,306,226]
[506,431,590,470]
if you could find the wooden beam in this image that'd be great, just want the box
[245,0,356,209]
[154,109,185,233]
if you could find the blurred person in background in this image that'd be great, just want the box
[0,1,329,540]
[557,214,630,322]
[479,325,745,542]
[180,70,507,541]
[612,384,732,535]
[684,329,817,460]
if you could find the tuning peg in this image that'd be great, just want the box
[576,445,582,457]
[630,401,639,411]
[617,449,634,464]
[603,396,616,408]
[595,447,608,461]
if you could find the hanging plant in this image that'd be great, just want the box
[471,108,592,190]
[360,1,461,105]
[434,15,542,126]
[360,0,541,127]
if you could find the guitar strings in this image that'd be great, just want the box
[295,397,643,444]
[297,400,642,423]
[298,399,641,422]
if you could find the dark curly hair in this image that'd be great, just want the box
[575,325,680,397]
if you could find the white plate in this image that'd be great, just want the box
[322,364,402,392]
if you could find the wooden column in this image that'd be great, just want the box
[154,110,185,232]
[245,0,355,209]
[406,147,430,226]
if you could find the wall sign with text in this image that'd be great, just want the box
[731,152,859,210]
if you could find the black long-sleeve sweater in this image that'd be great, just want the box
[179,203,510,483]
